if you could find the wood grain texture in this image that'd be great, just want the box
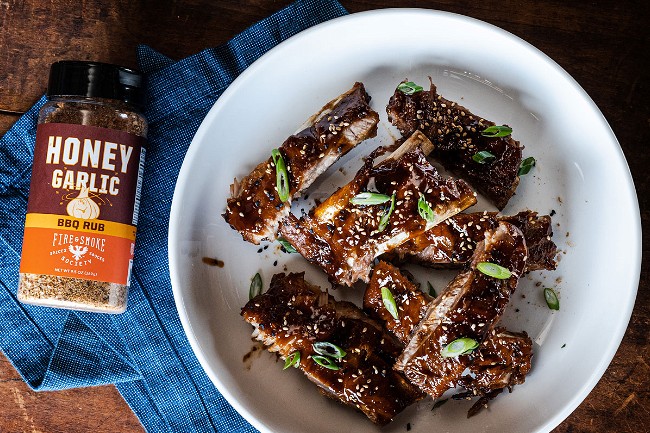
[0,0,648,432]
[0,353,143,433]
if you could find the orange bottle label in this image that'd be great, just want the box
[20,123,146,286]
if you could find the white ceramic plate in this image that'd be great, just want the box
[169,9,641,433]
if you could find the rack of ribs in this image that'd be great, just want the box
[278,131,477,286]
[389,210,557,272]
[224,82,380,244]
[393,222,528,399]
[387,80,523,210]
[241,272,423,425]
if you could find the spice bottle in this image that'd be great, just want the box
[18,61,147,313]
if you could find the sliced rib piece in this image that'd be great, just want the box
[463,329,533,393]
[387,80,523,210]
[279,132,477,286]
[241,272,423,425]
[457,328,533,417]
[363,261,533,416]
[224,82,380,244]
[363,260,433,345]
[390,210,557,272]
[394,222,527,399]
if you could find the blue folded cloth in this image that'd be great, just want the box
[0,1,347,431]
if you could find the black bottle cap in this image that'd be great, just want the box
[47,61,145,109]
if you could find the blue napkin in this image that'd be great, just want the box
[0,1,347,431]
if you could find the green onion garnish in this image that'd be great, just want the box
[381,286,399,320]
[249,272,262,299]
[441,337,480,358]
[418,193,436,224]
[350,192,391,206]
[427,281,437,298]
[311,355,340,370]
[544,287,560,310]
[472,150,496,164]
[313,342,346,359]
[277,238,297,253]
[271,148,290,202]
[518,156,536,175]
[431,399,449,410]
[476,262,512,279]
[283,351,300,370]
[378,192,396,232]
[481,125,512,138]
[397,81,424,95]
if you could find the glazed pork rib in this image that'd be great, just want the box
[363,260,433,345]
[394,222,527,399]
[241,272,423,425]
[390,210,557,272]
[224,82,380,244]
[457,328,533,417]
[387,80,523,210]
[363,260,532,415]
[279,131,477,286]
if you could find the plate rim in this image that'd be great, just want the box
[168,8,642,433]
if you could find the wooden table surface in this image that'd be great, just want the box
[1,1,648,431]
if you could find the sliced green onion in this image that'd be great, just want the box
[481,125,512,137]
[544,287,560,310]
[249,272,262,299]
[313,341,346,359]
[476,262,512,279]
[397,81,424,95]
[418,193,436,224]
[377,192,396,232]
[431,399,449,410]
[277,237,297,253]
[350,192,391,206]
[271,148,290,202]
[381,286,399,320]
[427,281,437,298]
[472,150,496,164]
[311,355,340,370]
[283,351,300,370]
[441,337,479,358]
[518,156,536,175]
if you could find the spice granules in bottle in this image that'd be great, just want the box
[17,61,147,313]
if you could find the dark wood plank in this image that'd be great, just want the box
[0,352,144,432]
[0,112,21,135]
[0,1,648,432]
